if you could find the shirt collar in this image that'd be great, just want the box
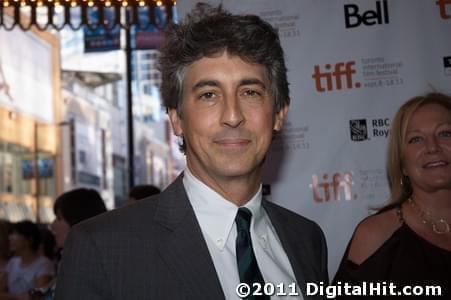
[183,167,263,250]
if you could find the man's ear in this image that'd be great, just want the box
[168,108,183,136]
[273,105,289,131]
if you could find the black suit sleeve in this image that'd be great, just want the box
[54,225,111,300]
[318,225,329,284]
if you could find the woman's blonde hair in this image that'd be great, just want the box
[383,92,451,211]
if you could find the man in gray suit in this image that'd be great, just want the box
[55,3,328,300]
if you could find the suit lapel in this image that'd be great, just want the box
[155,174,225,299]
[263,200,318,299]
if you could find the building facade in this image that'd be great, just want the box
[0,21,62,223]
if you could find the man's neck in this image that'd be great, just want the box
[186,165,262,206]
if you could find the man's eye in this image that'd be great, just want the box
[243,90,261,97]
[199,92,216,100]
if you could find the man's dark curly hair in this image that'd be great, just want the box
[159,3,290,152]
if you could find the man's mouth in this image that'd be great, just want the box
[215,139,250,145]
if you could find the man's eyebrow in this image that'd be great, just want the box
[192,80,220,90]
[239,78,267,89]
[192,78,267,90]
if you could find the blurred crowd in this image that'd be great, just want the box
[0,184,160,300]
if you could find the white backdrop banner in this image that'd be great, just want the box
[177,0,451,277]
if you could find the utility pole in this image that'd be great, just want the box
[125,12,135,190]
[33,122,41,223]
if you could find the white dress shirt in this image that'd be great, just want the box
[183,168,303,299]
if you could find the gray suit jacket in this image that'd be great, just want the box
[55,175,328,299]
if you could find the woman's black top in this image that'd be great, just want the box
[334,209,451,299]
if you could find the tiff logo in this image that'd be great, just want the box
[350,119,368,141]
[309,172,354,202]
[312,61,361,92]
[344,0,389,28]
[436,0,451,19]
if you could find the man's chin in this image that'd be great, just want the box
[212,162,262,179]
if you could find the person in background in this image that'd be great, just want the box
[27,188,108,300]
[334,92,451,298]
[126,184,160,205]
[36,227,55,262]
[0,221,54,300]
[50,188,107,251]
[0,221,12,274]
[55,3,328,299]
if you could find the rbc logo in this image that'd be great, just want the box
[312,61,361,92]
[344,0,389,28]
[350,119,368,141]
[350,118,390,141]
[436,0,451,19]
[309,172,355,202]
[372,118,390,127]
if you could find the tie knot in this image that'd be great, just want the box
[236,207,252,231]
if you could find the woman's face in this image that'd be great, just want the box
[8,231,30,253]
[50,211,71,248]
[402,103,451,193]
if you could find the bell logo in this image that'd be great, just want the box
[344,0,389,28]
[312,61,361,92]
[309,172,355,202]
[436,0,451,19]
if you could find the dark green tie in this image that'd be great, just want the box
[235,207,269,299]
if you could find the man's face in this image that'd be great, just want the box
[169,52,288,189]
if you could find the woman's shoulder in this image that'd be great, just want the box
[347,207,403,265]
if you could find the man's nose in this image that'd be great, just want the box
[221,96,245,128]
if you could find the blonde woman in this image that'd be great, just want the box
[335,93,451,297]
